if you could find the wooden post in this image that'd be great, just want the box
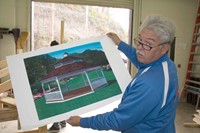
[60,21,64,44]
[38,125,47,133]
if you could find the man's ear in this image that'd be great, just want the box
[161,44,170,54]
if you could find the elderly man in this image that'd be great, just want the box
[67,15,179,133]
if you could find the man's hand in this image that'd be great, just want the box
[107,32,121,46]
[67,116,81,126]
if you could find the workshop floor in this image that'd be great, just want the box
[0,101,200,133]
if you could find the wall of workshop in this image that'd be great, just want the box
[0,0,30,51]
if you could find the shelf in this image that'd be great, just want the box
[188,71,200,76]
[190,52,200,55]
[185,84,200,91]
[194,33,200,36]
[185,85,200,94]
[186,79,200,85]
[196,23,200,26]
[192,42,200,46]
[189,62,200,65]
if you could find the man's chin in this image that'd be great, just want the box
[137,57,148,64]
[137,55,144,62]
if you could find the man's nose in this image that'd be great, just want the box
[136,43,143,50]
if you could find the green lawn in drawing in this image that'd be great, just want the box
[35,69,121,119]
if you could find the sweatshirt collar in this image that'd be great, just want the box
[139,54,169,69]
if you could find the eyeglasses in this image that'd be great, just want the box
[134,38,169,51]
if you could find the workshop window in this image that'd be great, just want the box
[31,2,132,67]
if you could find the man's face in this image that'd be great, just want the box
[135,29,169,64]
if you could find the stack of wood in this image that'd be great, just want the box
[183,109,200,128]
[0,59,47,132]
[0,60,18,122]
[193,110,200,125]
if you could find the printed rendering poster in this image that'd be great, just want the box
[24,42,122,120]
[7,36,132,130]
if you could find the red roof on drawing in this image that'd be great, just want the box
[41,56,95,81]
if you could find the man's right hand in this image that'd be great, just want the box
[107,32,121,46]
[67,116,81,126]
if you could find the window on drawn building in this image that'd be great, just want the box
[31,2,132,68]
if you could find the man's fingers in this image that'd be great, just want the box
[106,32,121,45]
[107,32,116,38]
[67,116,81,126]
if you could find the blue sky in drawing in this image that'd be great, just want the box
[48,42,103,59]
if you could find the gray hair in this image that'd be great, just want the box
[139,15,176,44]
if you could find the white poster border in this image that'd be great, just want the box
[7,36,131,130]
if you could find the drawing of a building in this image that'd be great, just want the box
[40,53,108,103]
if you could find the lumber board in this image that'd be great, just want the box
[194,114,200,120]
[0,108,18,122]
[183,122,200,128]
[0,67,9,78]
[197,110,200,114]
[193,117,200,125]
[19,125,47,133]
[0,79,12,93]
[0,60,7,69]
[0,96,16,106]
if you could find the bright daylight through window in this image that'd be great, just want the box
[31,2,132,67]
